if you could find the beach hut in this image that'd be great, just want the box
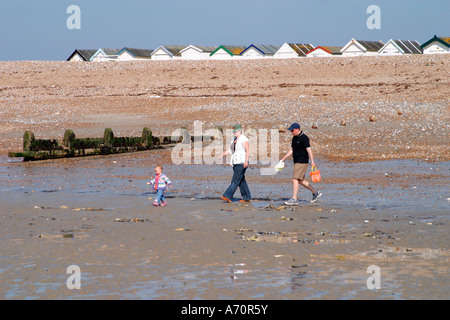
[150,45,186,60]
[240,44,281,59]
[117,48,153,60]
[67,49,97,61]
[209,45,247,60]
[180,45,216,60]
[306,46,343,58]
[378,39,422,55]
[340,38,384,56]
[274,43,315,58]
[421,35,450,54]
[90,48,121,62]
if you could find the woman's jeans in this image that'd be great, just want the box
[223,164,251,201]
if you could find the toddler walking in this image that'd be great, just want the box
[147,165,172,206]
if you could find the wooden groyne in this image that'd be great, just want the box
[8,128,178,161]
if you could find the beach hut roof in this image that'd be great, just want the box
[306,46,342,55]
[67,49,97,61]
[118,47,153,58]
[286,43,315,56]
[90,48,122,60]
[420,35,450,49]
[341,39,384,53]
[321,46,343,54]
[240,44,281,56]
[180,45,217,53]
[357,40,385,51]
[210,45,247,56]
[379,39,422,54]
[98,48,122,55]
[151,45,187,57]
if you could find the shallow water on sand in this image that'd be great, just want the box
[0,155,448,299]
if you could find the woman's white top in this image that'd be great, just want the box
[229,134,249,166]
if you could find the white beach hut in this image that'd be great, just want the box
[340,39,384,57]
[378,39,422,55]
[274,43,315,58]
[150,45,186,60]
[306,46,342,58]
[67,49,97,61]
[180,45,216,60]
[240,44,281,59]
[90,48,121,62]
[421,35,450,54]
[117,48,153,61]
[209,45,247,60]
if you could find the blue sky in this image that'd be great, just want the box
[0,0,448,60]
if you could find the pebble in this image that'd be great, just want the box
[114,218,150,223]
[1,55,448,165]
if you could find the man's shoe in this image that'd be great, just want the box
[311,192,322,203]
[220,196,232,203]
[285,198,298,206]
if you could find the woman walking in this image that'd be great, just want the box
[217,124,251,203]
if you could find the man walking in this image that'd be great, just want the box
[280,122,322,205]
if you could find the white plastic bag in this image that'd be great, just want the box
[274,160,285,171]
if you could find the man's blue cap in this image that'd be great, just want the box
[287,123,301,131]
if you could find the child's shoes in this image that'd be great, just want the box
[160,201,167,207]
[153,201,159,206]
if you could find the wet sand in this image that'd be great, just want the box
[0,151,448,299]
[0,56,449,300]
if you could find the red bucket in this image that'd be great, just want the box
[310,166,321,182]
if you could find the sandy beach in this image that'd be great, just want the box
[0,55,449,300]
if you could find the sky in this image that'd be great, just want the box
[0,0,448,60]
